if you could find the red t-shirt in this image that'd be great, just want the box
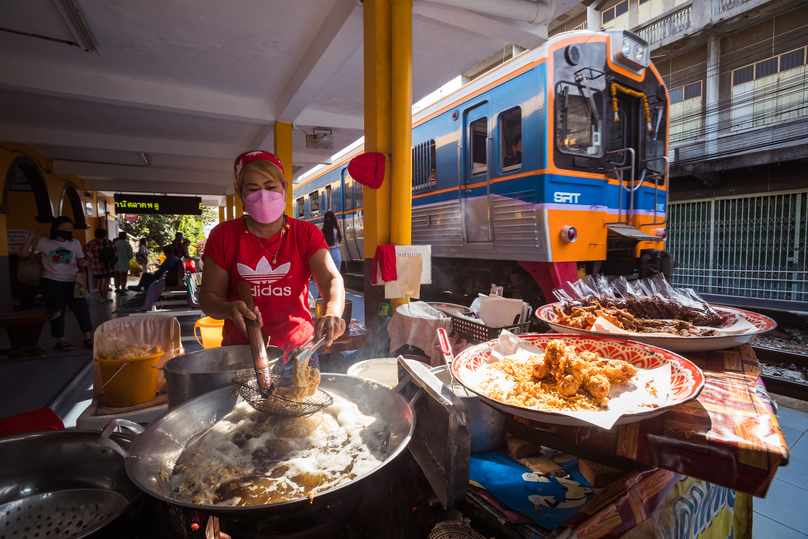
[202,217,327,348]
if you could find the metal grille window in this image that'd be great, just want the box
[731,47,808,129]
[668,190,808,305]
[309,191,319,215]
[296,197,305,218]
[411,139,437,193]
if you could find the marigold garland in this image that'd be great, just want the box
[610,82,653,132]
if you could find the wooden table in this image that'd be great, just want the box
[0,309,61,360]
[318,320,374,354]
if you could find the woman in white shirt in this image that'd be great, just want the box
[20,217,94,351]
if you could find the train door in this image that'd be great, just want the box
[607,93,642,221]
[341,168,362,261]
[462,101,492,242]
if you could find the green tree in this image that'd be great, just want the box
[121,208,216,260]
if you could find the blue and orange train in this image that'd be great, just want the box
[293,29,671,301]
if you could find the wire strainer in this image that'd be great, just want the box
[428,521,487,539]
[232,369,333,417]
[0,489,129,539]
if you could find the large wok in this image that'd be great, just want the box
[102,373,415,523]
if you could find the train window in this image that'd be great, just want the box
[556,82,603,157]
[470,117,488,174]
[500,107,522,171]
[344,175,353,211]
[309,191,319,215]
[296,197,305,218]
[355,181,363,208]
[411,140,437,193]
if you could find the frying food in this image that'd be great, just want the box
[275,359,321,402]
[482,339,638,409]
[553,302,719,337]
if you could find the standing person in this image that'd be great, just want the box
[114,231,133,295]
[172,232,191,259]
[199,150,345,372]
[321,211,342,273]
[19,217,93,351]
[84,228,116,303]
[136,238,149,274]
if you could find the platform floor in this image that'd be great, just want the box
[0,285,806,537]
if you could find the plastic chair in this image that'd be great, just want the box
[114,278,165,315]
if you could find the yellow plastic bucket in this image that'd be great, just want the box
[95,348,163,407]
[194,317,225,349]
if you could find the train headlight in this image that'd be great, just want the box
[561,226,578,243]
[610,30,650,73]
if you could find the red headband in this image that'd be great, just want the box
[234,151,285,181]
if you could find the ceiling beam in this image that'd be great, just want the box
[85,178,228,196]
[276,0,363,124]
[0,56,275,124]
[0,124,242,159]
[295,109,364,131]
[414,2,548,49]
[52,161,229,184]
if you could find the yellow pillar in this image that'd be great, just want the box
[235,199,243,218]
[390,0,413,308]
[363,0,392,259]
[226,194,235,221]
[274,122,294,217]
[218,206,225,223]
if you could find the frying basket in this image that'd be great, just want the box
[232,369,333,417]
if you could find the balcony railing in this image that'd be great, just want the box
[713,0,753,15]
[637,6,692,45]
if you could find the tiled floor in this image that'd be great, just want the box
[753,404,808,538]
[3,286,807,537]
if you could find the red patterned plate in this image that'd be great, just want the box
[451,333,705,427]
[535,303,776,353]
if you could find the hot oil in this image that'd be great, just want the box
[169,393,390,507]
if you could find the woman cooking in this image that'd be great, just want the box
[199,150,346,371]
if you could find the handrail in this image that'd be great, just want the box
[639,155,669,228]
[604,147,635,225]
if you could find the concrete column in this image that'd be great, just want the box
[274,122,294,217]
[0,212,10,313]
[362,0,393,328]
[390,0,413,309]
[226,195,235,221]
[705,33,720,157]
[587,4,600,31]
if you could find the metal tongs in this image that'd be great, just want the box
[237,281,272,394]
[289,336,328,366]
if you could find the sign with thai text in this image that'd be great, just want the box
[114,194,202,215]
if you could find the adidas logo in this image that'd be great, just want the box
[237,257,290,285]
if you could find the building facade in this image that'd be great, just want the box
[550,0,808,310]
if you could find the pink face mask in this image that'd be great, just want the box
[243,189,286,224]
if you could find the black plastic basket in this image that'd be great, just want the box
[451,314,530,344]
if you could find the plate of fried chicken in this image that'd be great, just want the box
[452,333,705,427]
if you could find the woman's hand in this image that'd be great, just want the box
[76,257,88,269]
[228,301,264,337]
[314,315,346,347]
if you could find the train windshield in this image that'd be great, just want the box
[556,82,603,156]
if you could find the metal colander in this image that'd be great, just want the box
[232,369,333,417]
[0,489,129,539]
[428,522,487,539]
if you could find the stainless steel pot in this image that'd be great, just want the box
[104,373,415,523]
[161,344,284,409]
[0,427,145,538]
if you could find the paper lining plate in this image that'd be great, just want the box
[451,334,705,427]
[535,303,776,353]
